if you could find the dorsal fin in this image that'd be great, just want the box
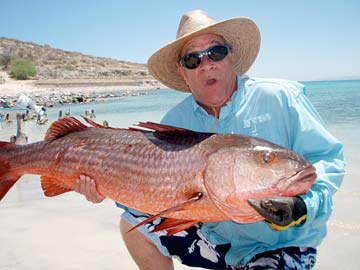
[81,116,104,128]
[45,117,88,142]
[136,122,187,132]
[80,118,191,133]
[81,116,128,130]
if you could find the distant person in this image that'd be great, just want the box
[16,95,46,116]
[74,10,345,269]
[0,98,10,108]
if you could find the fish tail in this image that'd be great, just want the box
[0,141,22,201]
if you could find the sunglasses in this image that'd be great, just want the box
[179,44,231,69]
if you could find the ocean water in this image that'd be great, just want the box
[0,80,359,201]
[305,80,360,126]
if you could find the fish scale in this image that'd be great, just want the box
[0,116,316,234]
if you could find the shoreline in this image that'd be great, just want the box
[0,76,166,108]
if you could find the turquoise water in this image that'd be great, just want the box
[38,80,359,130]
[304,80,360,126]
[52,90,190,128]
[303,81,360,179]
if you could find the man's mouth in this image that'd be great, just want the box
[206,78,217,86]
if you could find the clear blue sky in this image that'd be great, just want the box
[1,0,359,81]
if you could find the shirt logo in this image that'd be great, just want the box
[243,113,271,136]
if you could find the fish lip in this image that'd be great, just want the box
[276,165,317,192]
[292,165,317,183]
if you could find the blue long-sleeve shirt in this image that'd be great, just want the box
[160,76,345,265]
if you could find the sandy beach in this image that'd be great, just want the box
[0,79,359,270]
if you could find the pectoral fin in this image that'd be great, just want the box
[128,192,203,235]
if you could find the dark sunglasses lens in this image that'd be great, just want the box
[208,45,229,61]
[182,54,202,69]
[180,45,230,69]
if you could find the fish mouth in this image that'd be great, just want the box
[293,165,317,182]
[276,165,317,192]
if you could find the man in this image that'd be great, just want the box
[75,10,345,269]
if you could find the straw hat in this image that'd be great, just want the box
[147,10,261,92]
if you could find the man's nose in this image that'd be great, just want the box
[199,55,214,71]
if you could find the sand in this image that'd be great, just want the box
[0,180,204,270]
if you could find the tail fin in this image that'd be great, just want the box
[0,141,22,201]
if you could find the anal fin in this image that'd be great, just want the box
[41,176,72,197]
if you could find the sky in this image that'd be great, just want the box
[0,0,359,81]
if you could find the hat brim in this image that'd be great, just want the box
[147,17,261,92]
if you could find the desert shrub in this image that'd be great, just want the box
[0,54,12,69]
[10,58,37,80]
[138,71,148,76]
[64,64,76,71]
[46,53,57,60]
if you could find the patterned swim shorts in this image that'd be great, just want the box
[121,208,317,269]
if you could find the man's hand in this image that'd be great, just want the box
[248,196,307,230]
[73,175,106,203]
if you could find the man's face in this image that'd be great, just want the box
[178,34,237,110]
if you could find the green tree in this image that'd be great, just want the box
[10,58,37,80]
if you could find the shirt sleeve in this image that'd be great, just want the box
[288,87,346,228]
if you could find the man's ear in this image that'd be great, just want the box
[177,65,188,84]
[177,65,192,91]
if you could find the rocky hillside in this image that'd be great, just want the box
[0,37,156,84]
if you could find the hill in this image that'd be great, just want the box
[0,37,160,87]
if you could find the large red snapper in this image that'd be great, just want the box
[0,117,316,234]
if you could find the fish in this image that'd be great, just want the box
[0,116,316,235]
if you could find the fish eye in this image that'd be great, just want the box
[259,151,276,164]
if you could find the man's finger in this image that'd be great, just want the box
[89,179,105,203]
[84,176,94,202]
[263,198,293,212]
[248,198,283,224]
